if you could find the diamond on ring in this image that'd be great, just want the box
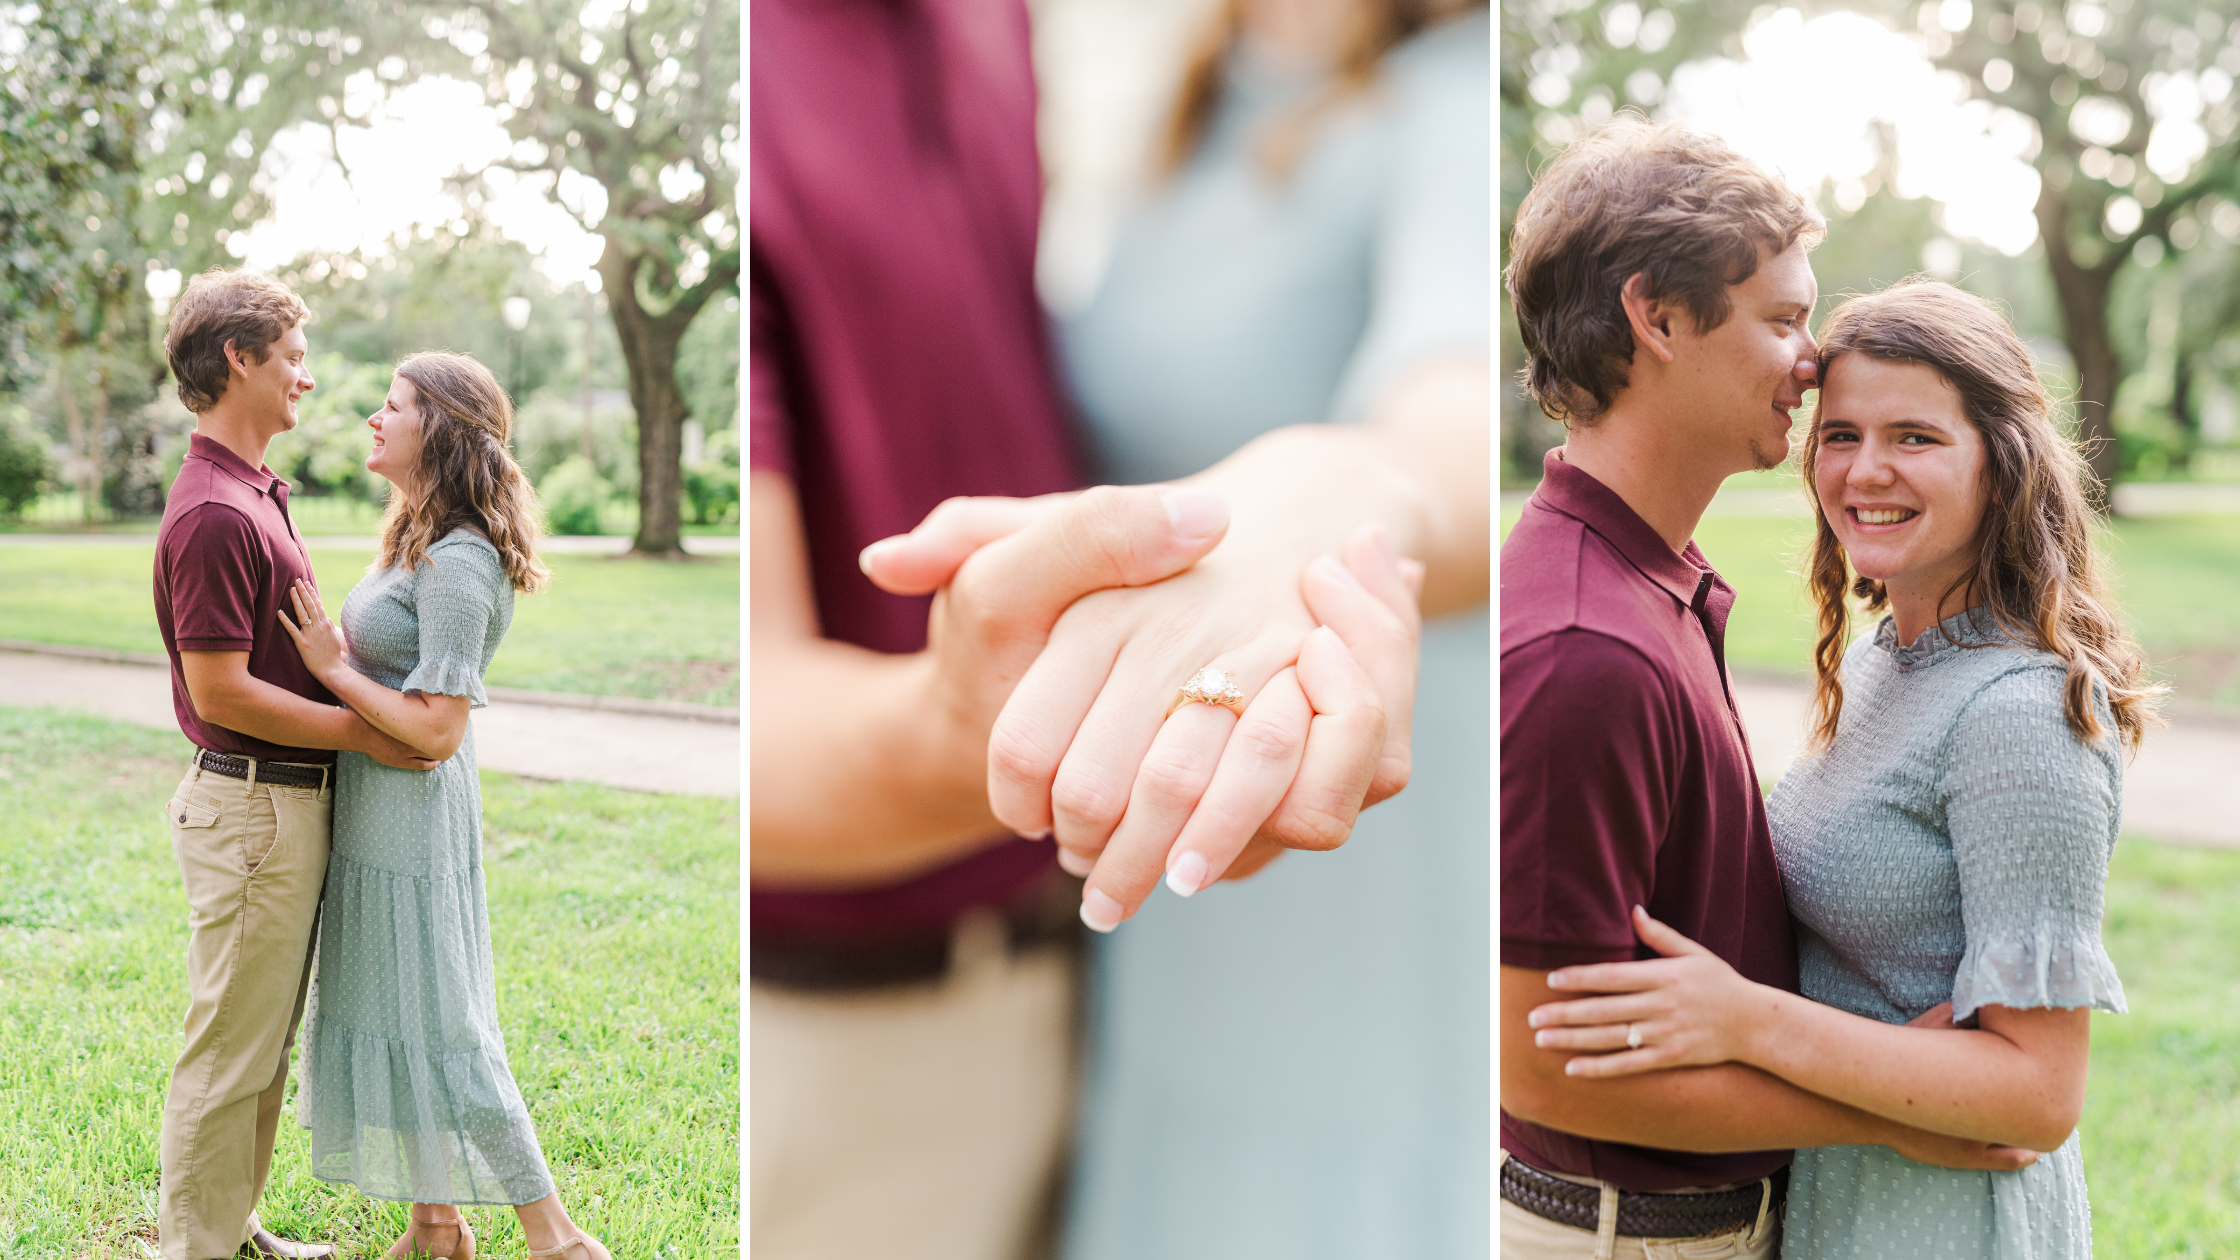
[1171,666,1246,716]
[1626,1023,1644,1050]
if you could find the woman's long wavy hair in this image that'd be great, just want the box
[1158,0,1478,178]
[1800,279,2157,751]
[374,351,550,595]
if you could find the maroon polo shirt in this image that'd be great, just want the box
[1501,449,1796,1192]
[153,432,338,764]
[750,0,1083,939]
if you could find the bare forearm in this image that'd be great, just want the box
[1192,400,1487,618]
[748,638,1009,887]
[188,672,385,755]
[1507,1057,1895,1153]
[1746,992,2086,1149]
[316,667,463,761]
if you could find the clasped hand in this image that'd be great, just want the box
[864,480,1423,931]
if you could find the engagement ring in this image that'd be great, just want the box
[1168,666,1246,717]
[1626,1023,1644,1050]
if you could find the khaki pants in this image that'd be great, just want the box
[158,761,332,1260]
[1499,1153,1780,1260]
[749,916,1077,1260]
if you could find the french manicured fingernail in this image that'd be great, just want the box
[1311,553,1367,592]
[1166,850,1208,898]
[1527,1010,1546,1028]
[1160,487,1228,541]
[1080,888,1125,933]
[1055,846,1094,877]
[1017,829,1051,841]
[1534,1032,1552,1047]
[856,539,892,577]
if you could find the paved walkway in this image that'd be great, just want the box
[1734,672,2240,848]
[0,647,738,798]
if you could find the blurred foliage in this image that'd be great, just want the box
[1499,0,2240,502]
[0,406,51,516]
[683,425,739,527]
[515,392,639,497]
[537,455,610,537]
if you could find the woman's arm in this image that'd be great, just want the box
[1528,909,2092,1151]
[278,580,471,761]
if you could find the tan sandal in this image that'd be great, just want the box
[528,1235,611,1260]
[386,1212,474,1260]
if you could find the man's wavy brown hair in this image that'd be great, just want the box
[1801,279,2158,751]
[375,352,550,595]
[164,269,312,413]
[1506,116,1824,426]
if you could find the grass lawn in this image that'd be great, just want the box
[0,544,739,707]
[2085,837,2240,1255]
[1502,498,2240,705]
[0,706,738,1258]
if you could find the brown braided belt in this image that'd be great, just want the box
[1501,1155,1786,1239]
[193,748,332,790]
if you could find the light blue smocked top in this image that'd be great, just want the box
[1767,610,2126,1260]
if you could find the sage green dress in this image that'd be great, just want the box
[297,530,555,1205]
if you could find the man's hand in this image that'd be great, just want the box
[357,724,441,772]
[1878,1125,2040,1171]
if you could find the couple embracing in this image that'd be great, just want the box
[1500,120,2150,1258]
[151,269,603,1259]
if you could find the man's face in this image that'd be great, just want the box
[230,323,314,436]
[1663,242,1820,475]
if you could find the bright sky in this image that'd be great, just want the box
[227,75,607,291]
[1591,5,2233,261]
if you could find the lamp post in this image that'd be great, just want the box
[501,296,532,401]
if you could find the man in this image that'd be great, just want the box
[152,269,436,1260]
[1498,119,2032,1258]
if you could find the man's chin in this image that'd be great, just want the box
[1749,433,1791,472]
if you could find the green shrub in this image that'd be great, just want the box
[683,426,741,525]
[537,455,611,536]
[0,408,50,516]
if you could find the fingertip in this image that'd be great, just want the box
[856,539,891,579]
[1158,486,1228,543]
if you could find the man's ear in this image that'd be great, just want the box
[1620,271,1683,365]
[222,337,248,379]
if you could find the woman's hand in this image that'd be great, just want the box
[868,485,1424,930]
[276,579,351,685]
[1526,906,1785,1078]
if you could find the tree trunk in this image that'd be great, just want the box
[2037,189,2122,512]
[56,356,97,522]
[596,233,730,558]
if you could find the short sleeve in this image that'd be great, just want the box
[1940,665,2127,1021]
[749,258,796,480]
[1501,629,1676,970]
[400,539,502,709]
[1328,12,1491,423]
[162,505,263,651]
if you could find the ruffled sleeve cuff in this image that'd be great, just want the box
[1951,930,2127,1023]
[401,655,489,709]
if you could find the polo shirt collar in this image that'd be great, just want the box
[188,431,283,494]
[1530,447,1718,610]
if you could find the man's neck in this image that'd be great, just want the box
[1559,409,1734,557]
[195,408,278,474]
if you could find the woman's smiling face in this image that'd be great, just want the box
[1813,354,1988,609]
[366,374,426,497]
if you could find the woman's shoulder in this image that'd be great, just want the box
[1385,10,1489,87]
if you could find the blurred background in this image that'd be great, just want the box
[1501,3,2240,1252]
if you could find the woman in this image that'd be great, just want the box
[276,352,610,1260]
[1527,279,2154,1258]
[1050,0,1492,1252]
